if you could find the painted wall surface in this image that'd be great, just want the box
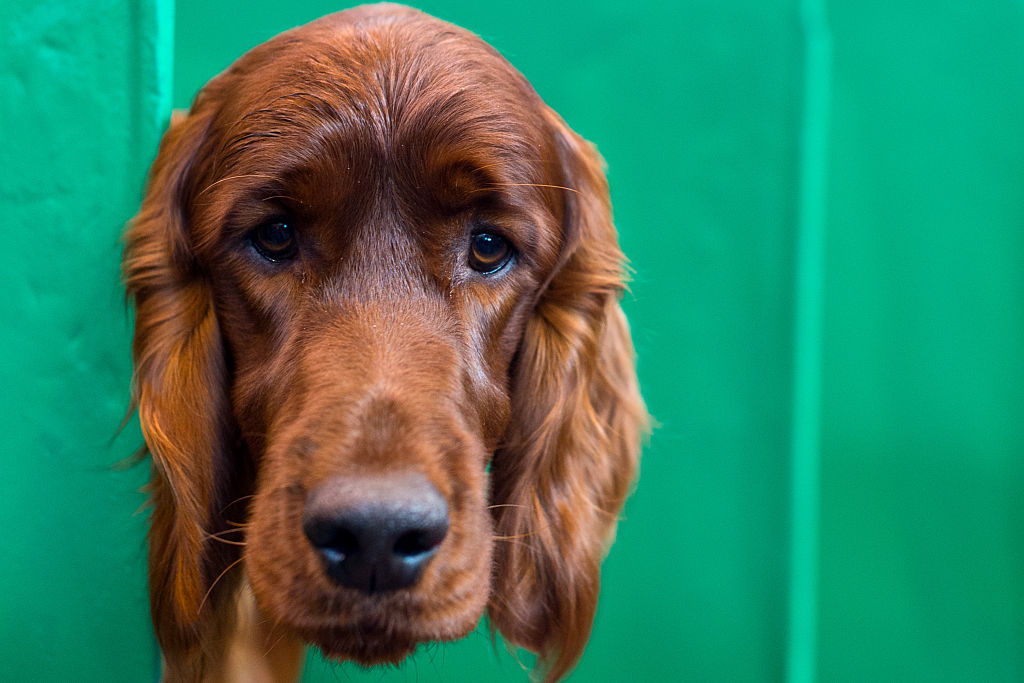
[1,0,170,679]
[817,3,1024,681]
[2,0,1022,681]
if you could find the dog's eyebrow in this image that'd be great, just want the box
[197,174,282,199]
[259,194,304,204]
[471,182,578,195]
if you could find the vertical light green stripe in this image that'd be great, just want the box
[787,0,831,682]
[155,0,175,126]
[132,0,175,166]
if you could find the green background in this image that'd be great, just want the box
[3,0,1022,680]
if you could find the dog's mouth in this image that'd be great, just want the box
[304,622,421,666]
[246,543,491,666]
[295,611,479,666]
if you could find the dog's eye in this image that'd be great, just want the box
[468,232,512,274]
[251,220,297,262]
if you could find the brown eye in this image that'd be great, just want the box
[251,220,297,262]
[468,232,512,274]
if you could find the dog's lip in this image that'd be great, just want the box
[283,598,483,654]
[267,584,481,632]
[298,619,438,665]
[289,605,477,638]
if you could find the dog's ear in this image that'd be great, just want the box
[488,110,647,682]
[124,101,238,679]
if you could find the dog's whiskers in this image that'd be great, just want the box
[204,531,247,547]
[220,494,256,515]
[492,531,536,541]
[198,556,245,615]
[262,630,289,659]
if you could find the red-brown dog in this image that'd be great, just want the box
[125,4,645,681]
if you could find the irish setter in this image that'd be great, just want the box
[124,4,645,681]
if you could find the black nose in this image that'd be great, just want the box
[302,473,449,594]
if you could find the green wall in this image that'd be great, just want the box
[3,0,1022,681]
[818,3,1024,680]
[1,0,169,679]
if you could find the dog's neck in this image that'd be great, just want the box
[161,581,305,683]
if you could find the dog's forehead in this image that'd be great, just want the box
[210,9,549,174]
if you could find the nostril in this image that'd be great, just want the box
[303,518,359,554]
[333,528,359,555]
[393,526,445,558]
[320,528,359,564]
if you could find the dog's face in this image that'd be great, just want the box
[126,5,643,681]
[195,11,563,661]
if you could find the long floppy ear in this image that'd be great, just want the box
[124,106,240,679]
[488,110,647,682]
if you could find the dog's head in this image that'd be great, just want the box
[125,5,644,681]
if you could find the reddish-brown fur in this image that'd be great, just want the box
[124,4,645,681]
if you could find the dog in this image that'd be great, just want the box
[124,4,645,680]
